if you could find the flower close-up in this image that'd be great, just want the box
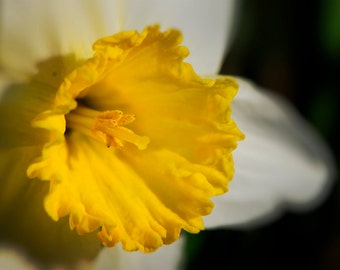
[0,0,336,269]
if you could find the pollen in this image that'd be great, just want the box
[66,106,150,149]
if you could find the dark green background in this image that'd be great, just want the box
[185,0,340,269]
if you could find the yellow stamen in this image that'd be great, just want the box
[66,106,150,150]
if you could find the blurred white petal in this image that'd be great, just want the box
[0,247,37,270]
[122,0,238,74]
[89,236,185,270]
[0,0,236,78]
[204,77,336,228]
[0,0,125,77]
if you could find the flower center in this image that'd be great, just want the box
[66,105,150,150]
[24,26,244,253]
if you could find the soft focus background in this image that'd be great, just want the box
[185,0,340,269]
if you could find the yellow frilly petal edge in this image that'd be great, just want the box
[26,25,244,252]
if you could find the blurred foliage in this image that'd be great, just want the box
[185,0,339,269]
[319,0,340,59]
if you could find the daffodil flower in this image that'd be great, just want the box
[0,1,334,270]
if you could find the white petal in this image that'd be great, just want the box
[88,236,185,270]
[0,0,237,78]
[0,247,37,270]
[122,0,238,74]
[0,0,123,77]
[204,77,336,228]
